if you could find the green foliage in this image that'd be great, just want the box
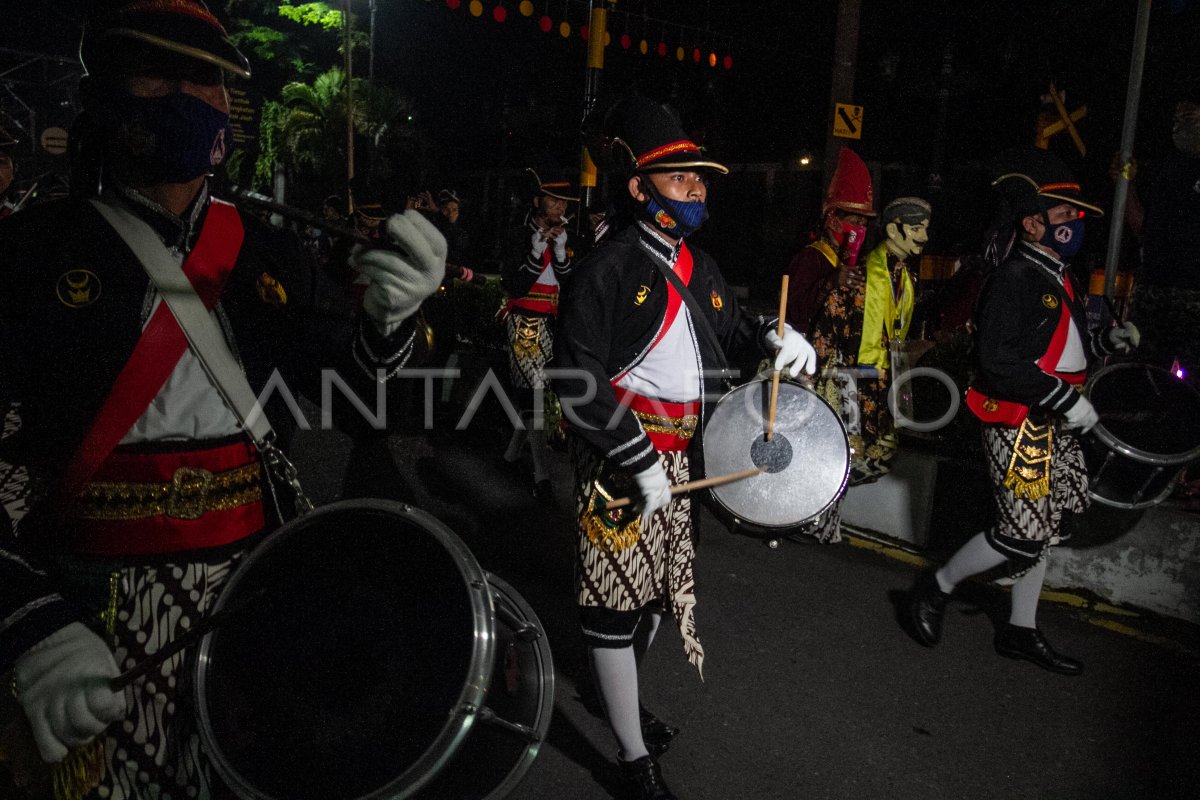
[275,2,344,31]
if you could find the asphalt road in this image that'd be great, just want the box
[289,415,1200,800]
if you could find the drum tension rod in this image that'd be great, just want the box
[495,602,542,643]
[477,706,541,742]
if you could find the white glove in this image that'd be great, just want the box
[551,227,569,262]
[1108,321,1141,353]
[633,462,672,527]
[351,210,447,336]
[530,228,549,258]
[13,622,127,763]
[1062,395,1100,433]
[765,325,818,378]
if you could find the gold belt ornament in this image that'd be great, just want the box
[633,410,699,439]
[77,463,263,521]
[512,315,545,359]
[524,291,559,306]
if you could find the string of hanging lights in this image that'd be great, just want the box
[441,0,735,70]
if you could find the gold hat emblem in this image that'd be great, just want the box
[634,285,650,306]
[56,269,101,308]
[1042,293,1059,310]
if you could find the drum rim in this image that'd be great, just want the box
[193,499,497,800]
[1087,363,1200,466]
[704,378,851,529]
[477,572,556,800]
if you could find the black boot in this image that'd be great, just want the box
[620,755,677,800]
[640,705,680,757]
[994,624,1083,676]
[908,569,951,646]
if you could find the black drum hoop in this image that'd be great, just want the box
[1087,363,1200,467]
[193,499,497,800]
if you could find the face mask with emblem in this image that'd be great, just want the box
[102,91,233,184]
[1038,215,1085,259]
[637,177,708,238]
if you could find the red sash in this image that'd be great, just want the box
[507,250,560,316]
[967,277,1086,426]
[60,199,246,502]
[612,387,698,452]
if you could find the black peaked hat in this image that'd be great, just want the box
[593,95,728,177]
[81,0,251,80]
[525,166,579,202]
[991,146,1104,218]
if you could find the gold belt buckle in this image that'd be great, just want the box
[165,466,215,520]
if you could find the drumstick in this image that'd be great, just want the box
[604,467,766,510]
[767,275,790,441]
[109,587,267,690]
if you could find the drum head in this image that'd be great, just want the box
[195,500,495,800]
[1088,363,1200,463]
[703,380,850,528]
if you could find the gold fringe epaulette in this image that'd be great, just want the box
[1003,418,1053,500]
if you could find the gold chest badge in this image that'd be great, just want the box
[258,272,288,306]
[634,285,650,306]
[982,397,999,412]
[711,290,724,310]
[56,269,101,308]
[1042,293,1059,310]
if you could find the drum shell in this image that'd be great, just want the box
[702,380,850,530]
[193,500,552,800]
[1084,364,1200,510]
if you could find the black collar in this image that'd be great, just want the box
[1016,240,1068,281]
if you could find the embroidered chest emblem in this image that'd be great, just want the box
[56,269,101,308]
[654,209,677,230]
[258,272,288,306]
[634,285,650,306]
[710,290,724,310]
[982,397,999,412]
[1042,293,1059,310]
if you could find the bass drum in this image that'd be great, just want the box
[194,500,554,800]
[1083,363,1200,509]
[703,379,850,530]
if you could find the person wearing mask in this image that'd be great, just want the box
[907,148,1138,676]
[555,95,817,800]
[0,3,444,796]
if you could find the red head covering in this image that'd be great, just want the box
[823,147,876,217]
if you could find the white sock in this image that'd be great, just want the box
[936,531,1007,593]
[590,646,648,762]
[1008,556,1048,629]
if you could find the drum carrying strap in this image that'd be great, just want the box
[90,198,313,517]
[648,249,732,377]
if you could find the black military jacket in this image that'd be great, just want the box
[554,222,775,475]
[0,188,421,667]
[973,241,1116,416]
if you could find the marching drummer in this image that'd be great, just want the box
[0,1,444,796]
[907,147,1140,674]
[554,95,817,799]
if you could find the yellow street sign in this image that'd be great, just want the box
[833,103,863,140]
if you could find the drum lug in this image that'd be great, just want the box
[477,705,541,743]
[495,601,543,642]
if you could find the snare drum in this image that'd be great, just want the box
[194,500,554,800]
[703,379,851,529]
[1083,363,1200,509]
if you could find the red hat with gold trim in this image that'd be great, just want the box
[593,95,728,177]
[823,147,876,217]
[81,0,251,80]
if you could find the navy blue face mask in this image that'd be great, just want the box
[1039,216,1085,259]
[638,179,708,238]
[105,91,232,183]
